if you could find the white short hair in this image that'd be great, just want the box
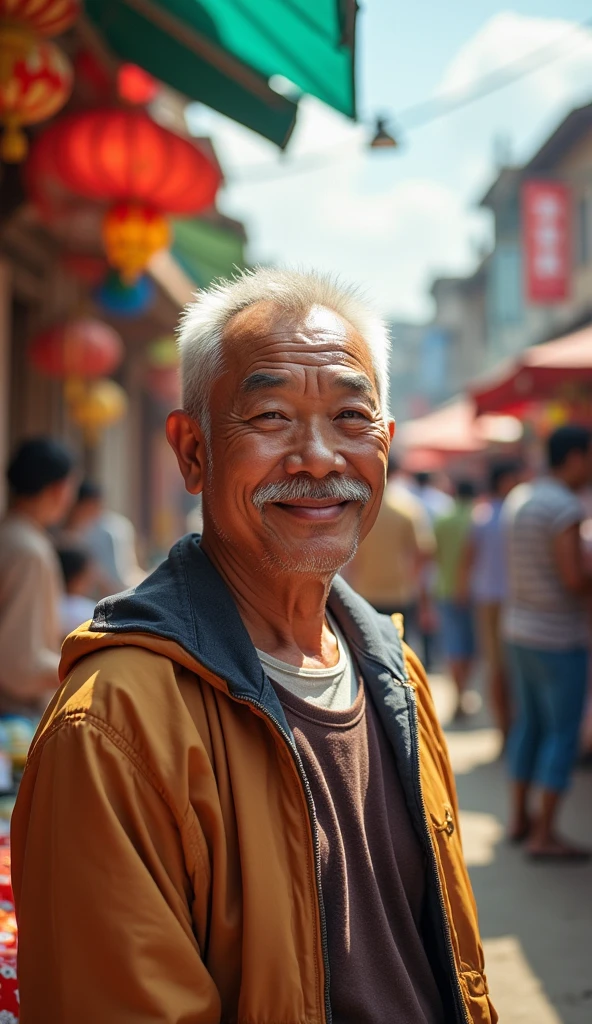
[177,266,391,429]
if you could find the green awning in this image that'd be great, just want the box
[171,217,246,288]
[84,0,357,148]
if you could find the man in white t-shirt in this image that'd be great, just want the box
[0,438,75,716]
[503,425,592,860]
[66,480,145,595]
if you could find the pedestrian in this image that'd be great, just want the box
[55,544,97,640]
[0,438,75,719]
[411,471,454,523]
[344,454,435,648]
[503,425,592,860]
[66,479,145,595]
[434,480,478,718]
[458,460,523,741]
[12,269,497,1023]
[404,470,452,668]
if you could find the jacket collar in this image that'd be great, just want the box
[92,534,408,706]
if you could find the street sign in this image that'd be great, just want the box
[522,180,571,303]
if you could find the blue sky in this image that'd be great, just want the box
[186,2,592,320]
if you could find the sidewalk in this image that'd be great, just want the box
[430,673,592,1024]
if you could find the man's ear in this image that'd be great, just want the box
[388,418,396,442]
[166,411,206,495]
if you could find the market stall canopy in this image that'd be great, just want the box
[472,325,592,416]
[84,0,357,148]
[172,216,246,288]
[397,396,523,456]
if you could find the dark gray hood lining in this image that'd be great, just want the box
[92,533,408,704]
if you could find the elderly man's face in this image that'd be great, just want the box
[170,302,393,576]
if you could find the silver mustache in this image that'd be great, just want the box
[252,475,372,510]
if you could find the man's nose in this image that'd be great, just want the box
[284,420,346,478]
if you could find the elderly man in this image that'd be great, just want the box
[12,269,496,1024]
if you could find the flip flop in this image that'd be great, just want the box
[507,828,530,845]
[527,847,591,863]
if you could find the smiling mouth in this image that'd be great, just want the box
[272,498,353,521]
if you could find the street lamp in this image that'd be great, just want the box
[369,117,398,150]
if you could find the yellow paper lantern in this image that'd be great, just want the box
[69,379,128,442]
[102,201,170,284]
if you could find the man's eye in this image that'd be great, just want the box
[258,411,285,420]
[337,409,368,420]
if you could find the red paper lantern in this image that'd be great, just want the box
[28,107,221,275]
[29,319,124,379]
[0,37,72,161]
[0,0,79,38]
[46,107,221,213]
[118,63,158,105]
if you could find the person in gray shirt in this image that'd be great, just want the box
[503,425,592,860]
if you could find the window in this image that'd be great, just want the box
[489,243,523,324]
[576,196,589,266]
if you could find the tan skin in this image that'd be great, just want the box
[552,443,592,599]
[167,301,394,669]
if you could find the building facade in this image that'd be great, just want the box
[401,101,592,413]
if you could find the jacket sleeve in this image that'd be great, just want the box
[11,716,221,1024]
[403,644,499,1024]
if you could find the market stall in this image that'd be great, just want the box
[471,325,592,421]
[396,395,524,472]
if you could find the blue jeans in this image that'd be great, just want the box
[506,644,588,792]
[438,601,476,660]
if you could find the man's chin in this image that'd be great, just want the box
[259,537,359,577]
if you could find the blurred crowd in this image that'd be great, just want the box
[0,438,146,795]
[346,425,592,860]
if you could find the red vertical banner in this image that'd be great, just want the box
[522,180,571,303]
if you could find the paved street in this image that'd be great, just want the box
[430,674,592,1024]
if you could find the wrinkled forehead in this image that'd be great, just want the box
[221,300,375,374]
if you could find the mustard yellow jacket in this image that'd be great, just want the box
[12,536,497,1024]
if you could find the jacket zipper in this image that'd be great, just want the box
[236,695,333,1024]
[406,683,470,1024]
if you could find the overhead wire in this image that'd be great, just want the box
[224,15,592,184]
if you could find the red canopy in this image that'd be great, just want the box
[472,325,592,415]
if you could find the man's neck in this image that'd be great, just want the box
[549,468,577,493]
[10,500,46,529]
[200,534,339,669]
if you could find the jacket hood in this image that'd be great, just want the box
[60,534,408,714]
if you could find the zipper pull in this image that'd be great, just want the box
[431,807,455,836]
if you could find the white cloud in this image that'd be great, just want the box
[431,11,592,184]
[438,11,592,98]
